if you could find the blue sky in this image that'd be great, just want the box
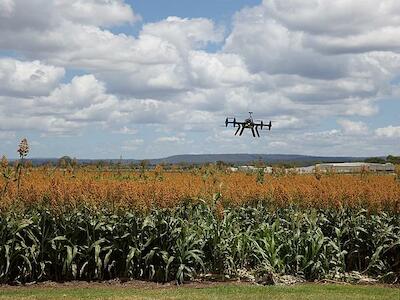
[0,0,399,159]
[129,0,261,23]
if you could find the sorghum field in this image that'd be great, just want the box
[1,159,400,284]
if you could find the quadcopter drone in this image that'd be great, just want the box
[225,112,272,137]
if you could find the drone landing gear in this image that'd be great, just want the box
[239,125,245,136]
[234,125,241,136]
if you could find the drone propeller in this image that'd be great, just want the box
[225,117,238,128]
[258,121,272,130]
[258,120,274,130]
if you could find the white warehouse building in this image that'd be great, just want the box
[230,162,395,174]
[315,162,395,173]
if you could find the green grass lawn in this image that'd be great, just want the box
[0,283,399,300]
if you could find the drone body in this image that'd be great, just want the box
[225,112,272,137]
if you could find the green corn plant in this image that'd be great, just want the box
[171,231,204,284]
[253,220,284,274]
[0,203,399,284]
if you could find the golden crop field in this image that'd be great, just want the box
[1,165,399,212]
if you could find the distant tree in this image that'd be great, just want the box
[364,157,386,164]
[283,162,298,168]
[387,155,400,164]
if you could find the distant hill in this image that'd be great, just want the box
[148,154,365,166]
[25,154,367,167]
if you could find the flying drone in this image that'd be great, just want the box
[225,112,272,137]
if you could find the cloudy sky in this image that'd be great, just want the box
[0,0,399,159]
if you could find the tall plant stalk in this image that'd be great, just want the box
[16,138,29,193]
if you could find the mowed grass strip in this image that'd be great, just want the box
[0,284,398,300]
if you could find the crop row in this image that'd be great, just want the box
[0,204,399,284]
[0,168,399,212]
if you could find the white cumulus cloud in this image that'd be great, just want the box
[0,58,65,97]
[375,125,400,138]
[337,119,368,135]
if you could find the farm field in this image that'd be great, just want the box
[1,165,400,211]
[2,0,400,299]
[0,162,400,285]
